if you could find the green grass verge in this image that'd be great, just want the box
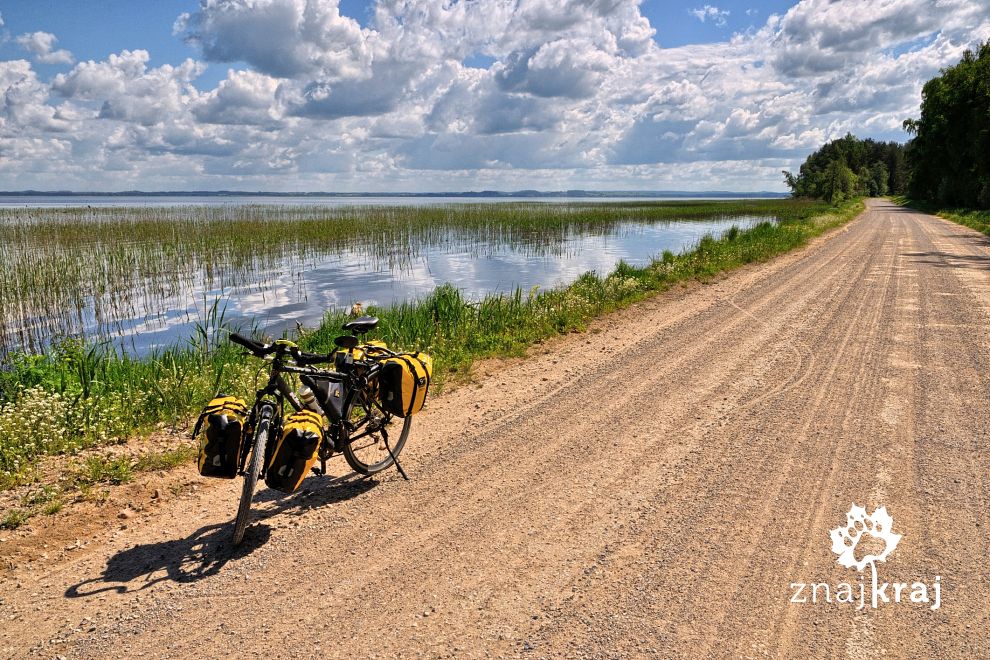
[940,209,990,234]
[0,199,862,489]
[1,508,30,530]
[133,445,198,472]
[890,196,990,235]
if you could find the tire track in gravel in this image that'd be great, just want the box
[900,211,990,657]
[760,209,905,658]
[524,205,904,656]
[616,213,888,648]
[665,218,892,651]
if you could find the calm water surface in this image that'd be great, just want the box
[1,199,774,355]
[0,194,779,208]
[89,215,764,355]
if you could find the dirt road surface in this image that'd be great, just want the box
[2,200,988,658]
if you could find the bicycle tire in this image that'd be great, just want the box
[342,393,411,476]
[232,412,270,545]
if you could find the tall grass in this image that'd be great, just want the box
[0,198,860,488]
[941,209,990,234]
[890,196,990,235]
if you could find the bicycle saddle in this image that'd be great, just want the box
[342,315,379,334]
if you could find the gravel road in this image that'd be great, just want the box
[1,199,988,658]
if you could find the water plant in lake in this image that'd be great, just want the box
[0,198,861,488]
[0,199,819,354]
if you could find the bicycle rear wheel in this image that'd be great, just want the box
[342,392,411,475]
[232,411,271,545]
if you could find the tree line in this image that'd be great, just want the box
[783,40,990,209]
[782,134,908,203]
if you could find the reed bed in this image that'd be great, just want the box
[0,200,817,354]
[0,198,857,487]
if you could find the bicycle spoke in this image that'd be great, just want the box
[350,438,380,452]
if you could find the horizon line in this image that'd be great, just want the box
[0,189,789,197]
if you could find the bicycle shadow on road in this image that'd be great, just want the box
[249,470,378,517]
[64,521,271,598]
[64,471,377,599]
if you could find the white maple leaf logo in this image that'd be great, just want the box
[829,504,901,572]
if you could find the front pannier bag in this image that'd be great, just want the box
[193,395,249,478]
[379,352,433,417]
[265,410,324,493]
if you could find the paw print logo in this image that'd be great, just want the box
[829,504,901,571]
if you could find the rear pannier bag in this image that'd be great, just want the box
[193,395,248,479]
[379,352,432,417]
[333,339,389,372]
[265,410,324,493]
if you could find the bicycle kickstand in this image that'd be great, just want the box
[381,427,409,481]
[311,458,327,477]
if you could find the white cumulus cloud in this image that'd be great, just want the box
[175,0,375,80]
[52,50,205,126]
[15,31,75,65]
[0,0,989,191]
[193,69,282,126]
[690,5,730,27]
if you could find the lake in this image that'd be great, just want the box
[0,194,784,209]
[0,201,778,356]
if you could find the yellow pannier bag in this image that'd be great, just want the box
[265,410,324,493]
[379,352,432,417]
[333,339,389,370]
[192,395,248,479]
[361,339,389,353]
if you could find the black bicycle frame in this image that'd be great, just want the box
[238,352,380,476]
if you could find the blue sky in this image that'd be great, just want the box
[0,1,795,82]
[0,0,987,191]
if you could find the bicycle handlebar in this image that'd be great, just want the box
[230,333,332,366]
[230,332,269,355]
[230,332,399,371]
[293,350,332,366]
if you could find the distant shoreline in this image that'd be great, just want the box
[0,189,789,199]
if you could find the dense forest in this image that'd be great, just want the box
[782,135,908,203]
[784,40,990,209]
[904,41,990,208]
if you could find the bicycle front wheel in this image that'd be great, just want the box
[232,413,270,545]
[342,393,411,476]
